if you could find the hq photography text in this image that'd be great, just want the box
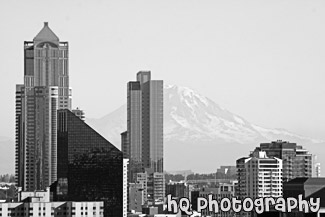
[167,195,320,215]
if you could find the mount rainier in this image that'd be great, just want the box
[86,85,324,173]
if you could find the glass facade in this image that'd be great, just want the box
[127,81,143,182]
[16,23,72,191]
[57,109,123,217]
[126,72,164,175]
[125,71,165,204]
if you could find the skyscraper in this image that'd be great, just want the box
[123,71,164,204]
[125,71,163,177]
[16,22,72,191]
[56,109,123,217]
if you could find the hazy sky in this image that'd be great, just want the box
[1,0,325,141]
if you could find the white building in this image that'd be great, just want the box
[312,155,321,177]
[136,170,165,205]
[236,151,282,217]
[237,151,282,199]
[123,159,129,217]
[0,188,104,217]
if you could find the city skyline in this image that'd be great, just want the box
[0,1,325,142]
[1,2,325,216]
[1,1,325,175]
[11,22,123,217]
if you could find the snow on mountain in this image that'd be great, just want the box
[0,85,322,174]
[86,84,324,172]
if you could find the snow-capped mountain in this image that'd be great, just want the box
[86,85,325,173]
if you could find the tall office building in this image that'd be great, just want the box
[56,109,123,217]
[123,71,164,204]
[253,140,313,182]
[16,22,72,191]
[125,71,163,176]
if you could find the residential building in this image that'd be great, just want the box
[254,140,312,182]
[237,151,282,199]
[0,188,104,217]
[236,151,282,217]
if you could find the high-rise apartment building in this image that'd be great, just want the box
[236,151,283,199]
[123,71,164,205]
[16,22,72,191]
[236,151,282,217]
[253,140,313,182]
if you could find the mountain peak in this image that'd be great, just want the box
[86,84,324,173]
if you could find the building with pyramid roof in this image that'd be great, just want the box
[33,22,59,42]
[16,22,71,191]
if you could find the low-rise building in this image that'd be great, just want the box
[129,183,145,212]
[0,188,104,217]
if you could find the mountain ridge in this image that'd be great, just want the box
[86,84,324,173]
[0,85,322,174]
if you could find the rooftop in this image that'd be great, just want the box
[33,22,59,42]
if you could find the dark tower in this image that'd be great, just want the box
[57,109,123,217]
